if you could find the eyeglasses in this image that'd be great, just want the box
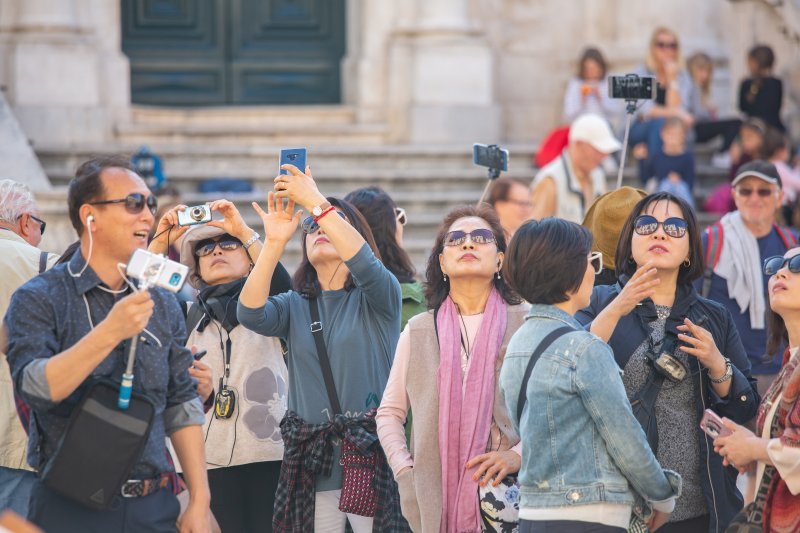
[735,187,775,198]
[195,239,243,257]
[395,207,407,226]
[633,215,688,238]
[655,41,678,50]
[301,210,348,234]
[89,193,158,216]
[763,255,800,275]
[589,251,603,275]
[443,229,496,247]
[19,214,46,235]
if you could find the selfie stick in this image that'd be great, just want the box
[118,277,157,410]
[477,161,503,206]
[615,99,638,190]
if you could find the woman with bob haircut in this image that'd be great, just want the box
[713,247,800,532]
[500,217,681,533]
[576,192,760,533]
[376,204,528,532]
[237,165,405,532]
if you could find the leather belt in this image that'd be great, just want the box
[120,474,172,498]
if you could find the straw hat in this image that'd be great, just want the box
[582,186,647,270]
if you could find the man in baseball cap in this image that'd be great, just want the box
[698,160,795,400]
[530,114,622,223]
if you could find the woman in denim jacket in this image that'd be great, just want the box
[500,218,681,533]
[575,192,760,533]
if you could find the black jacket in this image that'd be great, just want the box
[576,280,760,533]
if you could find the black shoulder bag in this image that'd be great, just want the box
[308,297,377,517]
[517,327,574,420]
[40,378,156,510]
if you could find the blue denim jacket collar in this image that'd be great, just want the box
[526,304,583,330]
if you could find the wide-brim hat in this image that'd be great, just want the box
[180,224,236,289]
[582,186,647,270]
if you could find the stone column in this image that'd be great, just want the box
[394,0,500,144]
[1,0,129,146]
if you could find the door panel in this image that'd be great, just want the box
[122,0,346,105]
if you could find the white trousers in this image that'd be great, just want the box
[314,490,374,532]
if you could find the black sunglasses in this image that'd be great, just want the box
[444,229,496,247]
[633,215,688,239]
[736,187,774,198]
[89,193,158,216]
[19,214,46,235]
[195,239,243,257]
[764,255,800,276]
[301,210,347,234]
[656,41,678,50]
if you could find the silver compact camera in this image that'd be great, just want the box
[177,204,212,227]
[126,248,188,292]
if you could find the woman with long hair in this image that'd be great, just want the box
[238,165,405,532]
[576,192,760,532]
[377,204,527,532]
[345,186,424,328]
[714,248,800,532]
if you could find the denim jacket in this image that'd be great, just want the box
[500,305,681,513]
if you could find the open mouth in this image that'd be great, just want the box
[133,231,148,240]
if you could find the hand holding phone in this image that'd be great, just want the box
[700,409,732,439]
[279,148,307,176]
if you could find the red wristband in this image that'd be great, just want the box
[313,206,336,223]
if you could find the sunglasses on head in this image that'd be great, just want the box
[736,187,774,198]
[763,255,800,276]
[301,210,348,234]
[589,251,603,275]
[656,41,678,50]
[195,238,243,257]
[633,215,688,238]
[89,193,158,216]
[395,207,407,226]
[443,228,496,247]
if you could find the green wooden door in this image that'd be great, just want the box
[121,0,345,105]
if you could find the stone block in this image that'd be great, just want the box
[13,42,99,106]
[0,92,49,190]
[409,104,500,144]
[413,40,493,105]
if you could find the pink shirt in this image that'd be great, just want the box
[376,313,522,477]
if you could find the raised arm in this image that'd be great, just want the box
[590,262,659,342]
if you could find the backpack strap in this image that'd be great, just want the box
[774,224,798,249]
[183,301,207,336]
[701,222,723,298]
[517,326,574,420]
[38,251,48,274]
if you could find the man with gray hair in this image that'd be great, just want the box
[0,179,57,518]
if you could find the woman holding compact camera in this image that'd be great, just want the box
[151,200,292,533]
[713,248,800,532]
[238,165,405,532]
[575,192,759,533]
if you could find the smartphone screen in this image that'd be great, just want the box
[279,148,307,176]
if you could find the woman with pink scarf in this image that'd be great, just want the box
[376,205,528,532]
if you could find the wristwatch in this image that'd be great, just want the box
[311,201,332,217]
[242,231,260,250]
[709,357,733,384]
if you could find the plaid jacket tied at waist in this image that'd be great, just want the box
[273,409,410,533]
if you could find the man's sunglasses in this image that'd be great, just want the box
[195,239,243,257]
[301,210,347,234]
[89,193,158,216]
[633,215,688,239]
[395,207,407,226]
[444,229,496,247]
[19,214,46,235]
[764,255,800,276]
[589,251,603,275]
[736,187,774,198]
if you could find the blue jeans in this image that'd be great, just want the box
[0,466,36,518]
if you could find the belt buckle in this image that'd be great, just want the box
[120,479,140,498]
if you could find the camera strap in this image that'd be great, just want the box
[308,297,342,416]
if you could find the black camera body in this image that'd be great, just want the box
[608,74,656,101]
[214,387,236,419]
[473,143,508,178]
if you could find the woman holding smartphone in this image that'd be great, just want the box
[713,248,800,532]
[500,218,681,532]
[575,192,759,533]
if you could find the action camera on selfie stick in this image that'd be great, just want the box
[118,249,189,410]
[473,143,510,205]
[608,74,656,189]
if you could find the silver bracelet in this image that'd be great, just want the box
[709,357,733,384]
[242,232,260,250]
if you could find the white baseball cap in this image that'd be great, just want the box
[569,114,622,154]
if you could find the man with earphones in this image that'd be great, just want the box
[4,156,212,533]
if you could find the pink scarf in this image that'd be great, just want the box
[437,289,507,533]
